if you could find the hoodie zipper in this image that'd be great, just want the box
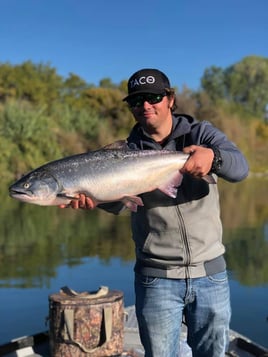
[176,205,191,276]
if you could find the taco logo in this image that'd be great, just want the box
[129,76,156,88]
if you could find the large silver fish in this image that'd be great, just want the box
[9,143,214,212]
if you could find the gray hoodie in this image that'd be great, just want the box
[102,114,249,279]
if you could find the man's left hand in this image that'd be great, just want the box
[181,145,214,178]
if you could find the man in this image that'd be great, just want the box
[65,69,249,357]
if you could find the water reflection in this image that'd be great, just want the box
[0,177,267,346]
[0,206,134,288]
[1,177,267,288]
[219,177,268,286]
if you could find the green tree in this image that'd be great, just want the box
[0,62,17,101]
[201,66,226,102]
[225,56,268,115]
[82,87,134,141]
[62,73,89,108]
[0,61,63,111]
[0,100,62,178]
[201,56,268,116]
[99,77,117,88]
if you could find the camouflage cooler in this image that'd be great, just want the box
[49,286,124,356]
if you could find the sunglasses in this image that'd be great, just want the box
[127,93,166,108]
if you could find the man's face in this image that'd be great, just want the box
[127,93,174,131]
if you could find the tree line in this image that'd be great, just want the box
[0,55,267,184]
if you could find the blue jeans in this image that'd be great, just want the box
[135,271,231,357]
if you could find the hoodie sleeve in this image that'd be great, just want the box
[98,201,125,215]
[196,121,249,182]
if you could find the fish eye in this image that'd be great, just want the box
[23,182,30,189]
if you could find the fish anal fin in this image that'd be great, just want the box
[158,171,183,198]
[122,195,144,212]
[158,185,178,198]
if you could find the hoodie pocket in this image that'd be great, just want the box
[142,230,185,261]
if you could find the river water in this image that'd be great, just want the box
[0,177,267,347]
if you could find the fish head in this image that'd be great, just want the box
[9,170,62,206]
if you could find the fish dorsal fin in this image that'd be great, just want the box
[102,140,128,150]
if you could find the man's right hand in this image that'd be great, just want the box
[59,193,97,210]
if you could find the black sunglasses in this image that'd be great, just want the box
[127,93,166,108]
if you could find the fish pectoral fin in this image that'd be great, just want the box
[57,193,79,200]
[121,195,144,212]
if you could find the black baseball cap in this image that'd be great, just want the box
[123,68,171,101]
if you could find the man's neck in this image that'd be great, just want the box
[149,120,173,144]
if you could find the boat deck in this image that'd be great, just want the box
[1,305,267,356]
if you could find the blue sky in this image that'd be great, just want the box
[1,0,267,90]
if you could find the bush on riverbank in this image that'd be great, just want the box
[0,57,267,184]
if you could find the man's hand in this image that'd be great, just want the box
[59,193,97,210]
[181,145,214,178]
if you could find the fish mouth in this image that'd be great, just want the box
[9,188,33,198]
